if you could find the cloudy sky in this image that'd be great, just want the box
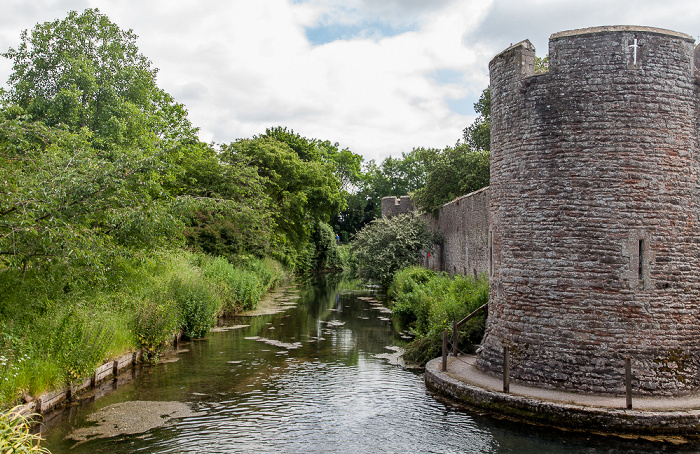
[1,0,699,162]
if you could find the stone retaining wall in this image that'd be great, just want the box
[16,333,181,418]
[425,358,700,436]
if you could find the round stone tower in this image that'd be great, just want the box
[477,26,700,396]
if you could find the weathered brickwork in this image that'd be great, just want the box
[381,195,414,217]
[425,187,490,277]
[381,188,490,277]
[477,26,700,396]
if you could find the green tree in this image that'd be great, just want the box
[364,149,427,199]
[316,139,363,193]
[0,10,218,278]
[0,107,181,277]
[332,148,428,240]
[462,86,490,152]
[172,142,275,258]
[222,136,344,268]
[412,144,489,216]
[351,214,439,288]
[536,55,549,73]
[2,8,198,151]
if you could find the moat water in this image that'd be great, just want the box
[41,277,696,453]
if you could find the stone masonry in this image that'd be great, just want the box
[477,26,700,396]
[381,187,490,278]
[381,195,414,218]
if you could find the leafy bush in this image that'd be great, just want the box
[169,276,217,340]
[351,214,439,288]
[48,309,113,381]
[200,256,262,315]
[133,297,180,363]
[390,268,488,365]
[0,407,49,453]
[309,222,346,272]
[388,266,435,300]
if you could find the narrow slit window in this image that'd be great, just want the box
[638,239,644,281]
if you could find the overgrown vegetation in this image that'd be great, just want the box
[0,8,357,410]
[0,407,49,453]
[411,145,490,216]
[351,214,440,288]
[0,251,287,403]
[389,266,488,366]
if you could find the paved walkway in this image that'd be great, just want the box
[432,354,700,412]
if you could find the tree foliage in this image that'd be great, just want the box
[0,107,181,277]
[2,8,198,152]
[412,144,489,216]
[0,9,276,277]
[222,132,346,268]
[462,86,490,152]
[351,214,439,288]
[332,148,427,241]
[173,142,274,259]
[535,55,549,73]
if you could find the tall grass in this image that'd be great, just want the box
[0,250,287,407]
[389,266,488,365]
[200,254,286,315]
[0,407,49,453]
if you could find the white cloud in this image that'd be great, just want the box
[1,0,699,161]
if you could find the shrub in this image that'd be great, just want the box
[48,309,113,381]
[0,407,49,453]
[388,266,435,301]
[169,276,217,340]
[307,222,345,272]
[390,268,489,365]
[351,214,439,288]
[133,297,179,363]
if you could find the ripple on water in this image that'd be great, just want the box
[159,358,493,453]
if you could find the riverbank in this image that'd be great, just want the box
[425,355,700,442]
[0,250,288,410]
[11,281,307,424]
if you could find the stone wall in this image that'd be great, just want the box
[425,187,490,277]
[381,188,490,277]
[381,195,414,217]
[477,26,700,396]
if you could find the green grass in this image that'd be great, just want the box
[389,266,488,365]
[0,250,288,407]
[0,406,49,453]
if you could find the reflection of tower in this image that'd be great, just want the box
[477,26,700,396]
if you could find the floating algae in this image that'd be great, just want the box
[68,401,203,442]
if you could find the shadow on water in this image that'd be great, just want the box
[40,275,700,453]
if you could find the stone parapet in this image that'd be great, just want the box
[381,195,414,218]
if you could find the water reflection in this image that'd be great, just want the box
[41,276,700,453]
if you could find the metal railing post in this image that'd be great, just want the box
[625,357,632,410]
[452,320,458,356]
[503,346,510,393]
[441,330,448,371]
